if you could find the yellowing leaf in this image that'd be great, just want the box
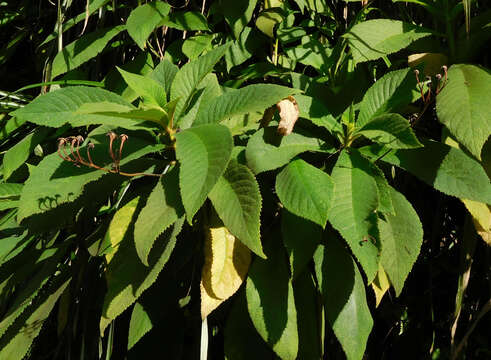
[408,53,448,76]
[277,96,300,136]
[201,221,251,319]
[463,199,491,245]
[104,197,140,263]
[371,265,390,307]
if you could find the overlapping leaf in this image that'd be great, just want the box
[276,159,334,227]
[344,20,432,63]
[208,160,264,258]
[175,124,233,222]
[246,127,327,174]
[126,1,171,50]
[379,187,423,295]
[436,64,491,160]
[314,238,373,360]
[328,150,380,282]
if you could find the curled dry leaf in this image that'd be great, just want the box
[277,96,299,136]
[200,222,251,319]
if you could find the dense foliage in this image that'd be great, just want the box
[0,0,490,359]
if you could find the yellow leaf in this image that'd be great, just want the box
[462,199,491,245]
[277,96,299,136]
[371,264,390,307]
[201,219,251,319]
[104,197,140,264]
[408,53,448,77]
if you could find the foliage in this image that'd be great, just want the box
[0,0,490,359]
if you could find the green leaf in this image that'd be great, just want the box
[175,124,233,222]
[224,27,257,72]
[436,64,491,160]
[178,74,222,129]
[0,276,70,360]
[357,68,420,127]
[208,160,265,258]
[357,113,422,149]
[284,38,331,72]
[220,0,259,38]
[170,43,230,121]
[246,127,327,174]
[52,25,125,78]
[77,102,168,127]
[182,34,213,60]
[379,187,423,295]
[117,67,167,108]
[293,269,322,360]
[276,159,334,227]
[103,52,154,102]
[224,291,275,360]
[282,209,321,279]
[149,59,179,101]
[101,213,184,334]
[344,19,432,64]
[134,166,184,266]
[328,150,380,282]
[246,241,299,360]
[3,128,50,180]
[368,163,395,215]
[126,1,171,50]
[128,302,153,350]
[0,183,23,199]
[194,84,300,126]
[256,8,284,38]
[361,141,491,204]
[295,94,342,134]
[11,86,138,128]
[17,132,163,222]
[159,11,209,31]
[314,238,373,360]
[0,116,26,143]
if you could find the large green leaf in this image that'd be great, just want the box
[295,94,342,134]
[134,166,184,266]
[293,269,322,360]
[117,67,167,108]
[0,183,23,199]
[170,43,230,121]
[369,162,395,215]
[436,64,491,160]
[357,113,422,149]
[314,238,373,360]
[344,20,432,64]
[208,160,265,258]
[276,159,334,227]
[379,187,423,295]
[3,128,50,180]
[11,86,138,128]
[149,59,179,101]
[282,209,321,279]
[126,1,171,50]
[220,0,259,38]
[52,25,125,78]
[361,141,491,204]
[0,276,70,360]
[159,11,209,31]
[357,68,420,127]
[175,124,233,222]
[246,241,298,360]
[246,127,327,174]
[127,302,153,350]
[328,150,380,282]
[182,34,213,60]
[194,84,300,126]
[224,291,275,360]
[101,211,184,334]
[17,131,163,222]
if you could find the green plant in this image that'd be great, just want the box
[0,1,490,359]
